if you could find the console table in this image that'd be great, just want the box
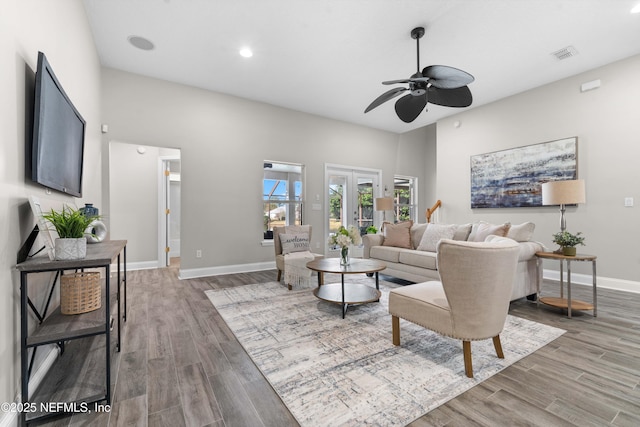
[535,251,596,318]
[16,240,127,425]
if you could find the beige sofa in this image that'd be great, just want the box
[362,221,545,301]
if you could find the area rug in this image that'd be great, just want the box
[205,276,565,426]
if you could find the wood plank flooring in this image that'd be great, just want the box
[35,261,640,426]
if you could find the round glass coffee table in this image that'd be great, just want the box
[306,258,386,318]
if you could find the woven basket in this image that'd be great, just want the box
[60,272,101,315]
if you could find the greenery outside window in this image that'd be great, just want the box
[394,176,417,222]
[263,161,304,239]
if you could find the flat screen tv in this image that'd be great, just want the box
[31,51,86,197]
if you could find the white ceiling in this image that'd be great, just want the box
[83,0,640,134]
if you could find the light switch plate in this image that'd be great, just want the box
[624,197,634,207]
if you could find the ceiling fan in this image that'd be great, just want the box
[364,27,474,123]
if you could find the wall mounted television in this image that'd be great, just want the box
[31,51,86,197]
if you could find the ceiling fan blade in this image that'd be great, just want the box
[394,94,427,123]
[382,77,430,85]
[364,87,408,113]
[428,86,473,107]
[422,65,474,89]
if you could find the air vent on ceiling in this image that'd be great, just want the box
[551,45,578,60]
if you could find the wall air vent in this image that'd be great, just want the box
[551,45,578,60]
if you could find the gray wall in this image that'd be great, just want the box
[436,54,640,285]
[101,68,402,271]
[1,0,102,415]
[397,124,437,221]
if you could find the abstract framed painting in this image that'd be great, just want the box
[470,137,577,208]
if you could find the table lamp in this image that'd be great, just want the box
[375,197,394,222]
[541,179,585,231]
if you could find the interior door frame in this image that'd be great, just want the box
[324,163,383,256]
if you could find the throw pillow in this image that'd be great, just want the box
[417,223,458,252]
[507,222,535,242]
[280,233,310,254]
[382,221,413,249]
[452,223,473,241]
[410,222,428,249]
[468,221,511,242]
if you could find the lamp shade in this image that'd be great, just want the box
[541,179,586,205]
[375,197,394,211]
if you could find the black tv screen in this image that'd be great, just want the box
[31,51,85,197]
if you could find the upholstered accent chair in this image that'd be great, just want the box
[273,225,322,289]
[388,238,520,378]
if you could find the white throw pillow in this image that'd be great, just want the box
[280,233,310,254]
[507,222,535,242]
[417,223,459,252]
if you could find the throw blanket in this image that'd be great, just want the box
[284,251,315,288]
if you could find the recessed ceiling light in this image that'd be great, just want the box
[239,47,253,58]
[128,35,155,51]
[632,3,640,13]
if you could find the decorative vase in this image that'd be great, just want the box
[340,245,350,266]
[79,203,99,217]
[55,238,87,260]
[562,246,577,256]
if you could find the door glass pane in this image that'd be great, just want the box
[356,177,373,236]
[328,175,346,234]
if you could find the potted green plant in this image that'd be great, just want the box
[552,230,585,256]
[42,206,100,260]
[366,225,378,234]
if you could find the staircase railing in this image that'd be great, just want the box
[426,200,441,223]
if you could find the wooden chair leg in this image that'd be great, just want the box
[463,340,473,378]
[493,335,504,359]
[392,316,400,346]
[277,269,282,282]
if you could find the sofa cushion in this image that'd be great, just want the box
[468,221,511,242]
[280,233,310,254]
[370,246,402,263]
[399,249,438,270]
[507,222,535,242]
[382,220,413,249]
[417,223,459,252]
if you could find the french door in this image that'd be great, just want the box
[325,165,381,256]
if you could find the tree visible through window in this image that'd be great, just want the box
[263,161,304,239]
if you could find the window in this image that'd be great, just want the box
[263,161,304,239]
[393,176,418,222]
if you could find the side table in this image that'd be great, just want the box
[535,251,597,318]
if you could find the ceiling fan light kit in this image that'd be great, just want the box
[365,27,474,123]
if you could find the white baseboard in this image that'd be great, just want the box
[179,261,276,280]
[543,269,640,294]
[114,260,159,271]
[1,346,60,427]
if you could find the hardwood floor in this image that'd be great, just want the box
[37,262,640,426]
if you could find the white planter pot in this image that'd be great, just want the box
[55,238,87,260]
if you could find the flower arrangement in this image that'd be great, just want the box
[328,225,362,266]
[327,225,362,248]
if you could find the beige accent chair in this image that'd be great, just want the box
[273,225,322,289]
[388,238,520,378]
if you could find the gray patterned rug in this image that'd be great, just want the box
[205,275,565,426]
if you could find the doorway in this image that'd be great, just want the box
[325,164,381,257]
[159,157,181,267]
